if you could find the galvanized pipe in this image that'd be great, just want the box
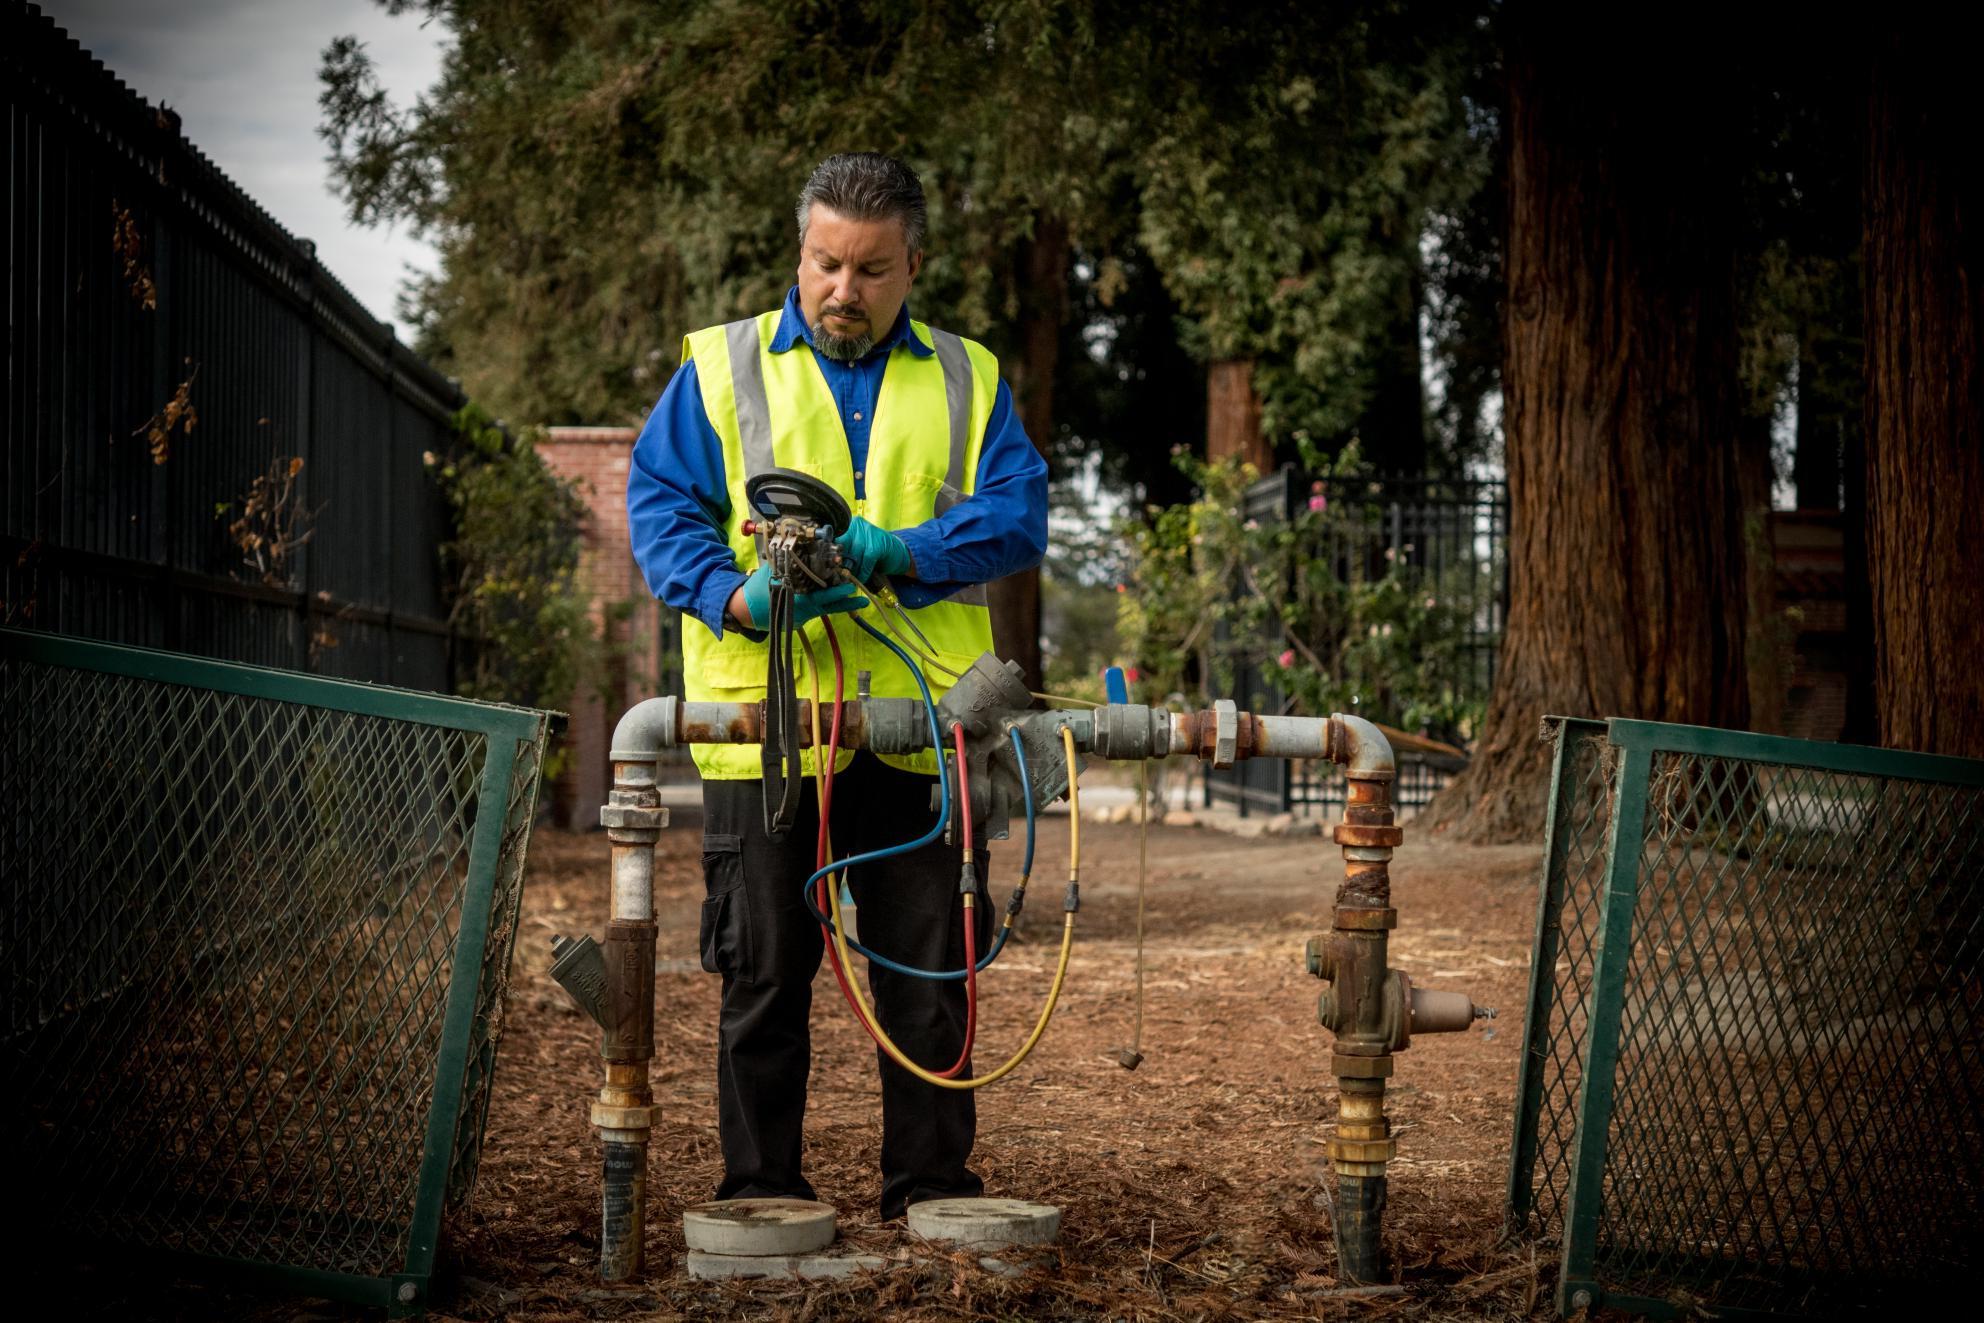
[591,704,673,1281]
[634,696,1352,770]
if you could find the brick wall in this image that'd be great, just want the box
[538,427,680,828]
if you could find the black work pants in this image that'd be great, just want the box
[699,751,993,1218]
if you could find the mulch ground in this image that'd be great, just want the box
[88,808,1568,1321]
[437,811,1559,1322]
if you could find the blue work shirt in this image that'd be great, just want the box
[627,287,1048,638]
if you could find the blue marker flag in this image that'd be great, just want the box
[1103,666,1129,705]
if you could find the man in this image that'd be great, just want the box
[626,152,1048,1219]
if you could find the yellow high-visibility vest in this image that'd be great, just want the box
[680,309,999,779]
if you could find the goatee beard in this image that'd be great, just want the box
[811,319,875,362]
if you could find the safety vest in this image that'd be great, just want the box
[680,309,1000,779]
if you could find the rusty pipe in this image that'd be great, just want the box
[595,712,670,1281]
[1319,713,1398,1286]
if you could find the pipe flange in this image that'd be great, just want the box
[1333,907,1398,931]
[1212,700,1239,769]
[591,1101,655,1131]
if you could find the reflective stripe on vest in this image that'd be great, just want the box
[680,310,999,779]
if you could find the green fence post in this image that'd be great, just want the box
[1555,736,1654,1317]
[395,731,521,1314]
[1505,716,1604,1234]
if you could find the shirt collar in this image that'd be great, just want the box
[769,285,932,359]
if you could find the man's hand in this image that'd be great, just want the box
[730,566,867,631]
[836,517,914,585]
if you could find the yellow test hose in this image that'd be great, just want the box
[822,724,1082,1091]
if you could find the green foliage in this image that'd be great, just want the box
[434,403,594,715]
[1117,452,1488,738]
[1135,9,1490,463]
[320,1,1499,476]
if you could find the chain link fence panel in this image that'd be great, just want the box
[1,628,550,1313]
[1507,717,1984,1318]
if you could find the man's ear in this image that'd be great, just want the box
[907,250,924,282]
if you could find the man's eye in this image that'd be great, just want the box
[819,261,840,272]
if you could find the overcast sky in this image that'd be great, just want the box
[41,0,446,335]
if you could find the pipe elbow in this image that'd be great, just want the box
[610,696,679,762]
[1327,713,1394,779]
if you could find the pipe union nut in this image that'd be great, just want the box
[1332,822,1404,848]
[1212,700,1239,769]
[1327,1137,1397,1164]
[599,804,669,830]
[590,1101,655,1132]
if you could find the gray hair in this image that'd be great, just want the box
[795,153,927,257]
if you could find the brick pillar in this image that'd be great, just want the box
[538,427,664,829]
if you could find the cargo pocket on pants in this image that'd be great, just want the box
[699,833,750,978]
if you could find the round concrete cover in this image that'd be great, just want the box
[907,1197,1062,1248]
[682,1198,837,1255]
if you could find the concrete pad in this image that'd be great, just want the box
[682,1198,837,1255]
[907,1197,1062,1249]
[686,1250,891,1281]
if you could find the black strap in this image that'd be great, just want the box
[761,578,803,841]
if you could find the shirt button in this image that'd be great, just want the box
[853,411,864,421]
[854,470,865,481]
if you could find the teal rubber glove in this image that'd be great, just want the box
[738,566,867,631]
[836,517,914,585]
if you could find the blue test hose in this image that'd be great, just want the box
[800,617,1037,980]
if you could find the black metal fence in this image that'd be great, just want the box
[1205,466,1507,817]
[3,4,468,690]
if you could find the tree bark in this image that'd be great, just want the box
[992,216,1068,692]
[1864,29,1984,756]
[1422,17,1750,842]
[1205,358,1271,473]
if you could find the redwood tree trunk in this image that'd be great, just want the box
[1423,20,1750,841]
[1205,358,1271,472]
[1864,30,1984,755]
[993,217,1068,691]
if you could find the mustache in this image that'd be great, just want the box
[822,302,867,319]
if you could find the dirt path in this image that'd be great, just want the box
[443,815,1557,1321]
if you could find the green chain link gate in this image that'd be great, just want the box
[0,628,551,1313]
[1506,716,1984,1318]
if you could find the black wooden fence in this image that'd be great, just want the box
[1204,466,1507,818]
[3,4,469,691]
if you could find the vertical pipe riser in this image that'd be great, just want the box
[1320,715,1401,1286]
[600,1141,646,1282]
[596,759,667,1281]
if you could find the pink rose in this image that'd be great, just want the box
[1277,649,1296,668]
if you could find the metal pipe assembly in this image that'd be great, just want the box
[569,661,1484,1285]
[1306,714,1488,1283]
[585,699,675,1280]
